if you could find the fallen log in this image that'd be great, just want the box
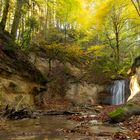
[3,105,33,120]
[2,105,80,120]
[42,110,80,116]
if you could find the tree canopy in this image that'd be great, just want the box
[1,0,140,76]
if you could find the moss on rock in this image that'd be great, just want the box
[108,103,140,123]
[108,107,125,118]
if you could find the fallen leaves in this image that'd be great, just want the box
[62,124,93,136]
[123,116,140,139]
[67,114,95,122]
[112,132,127,140]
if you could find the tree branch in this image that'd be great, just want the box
[131,0,140,17]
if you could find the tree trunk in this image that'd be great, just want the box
[116,32,120,66]
[0,0,10,30]
[0,0,3,19]
[11,0,25,41]
[64,23,67,44]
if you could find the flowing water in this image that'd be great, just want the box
[0,115,125,140]
[110,80,126,105]
[0,80,130,139]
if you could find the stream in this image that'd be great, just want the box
[0,79,130,140]
[0,114,127,140]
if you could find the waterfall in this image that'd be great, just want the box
[110,80,126,105]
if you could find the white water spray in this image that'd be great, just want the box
[110,80,125,105]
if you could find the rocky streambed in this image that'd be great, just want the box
[0,106,129,140]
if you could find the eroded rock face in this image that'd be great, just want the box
[127,74,140,101]
[128,57,140,103]
[128,56,140,76]
[127,56,140,101]
[29,49,110,105]
[0,75,35,109]
[0,30,48,109]
[66,83,106,105]
[0,30,47,85]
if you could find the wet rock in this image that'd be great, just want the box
[108,103,140,123]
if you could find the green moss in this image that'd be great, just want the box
[126,103,135,108]
[108,103,136,118]
[108,107,125,118]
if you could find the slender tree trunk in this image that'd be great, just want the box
[11,0,25,41]
[21,16,24,41]
[7,10,12,32]
[0,0,3,18]
[111,11,120,68]
[64,23,67,44]
[44,4,48,40]
[116,31,120,65]
[0,0,10,30]
[49,58,52,73]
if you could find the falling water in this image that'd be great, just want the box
[110,80,126,105]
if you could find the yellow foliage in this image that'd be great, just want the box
[87,45,106,57]
[93,0,115,26]
[124,0,140,23]
[75,0,93,30]
[66,44,83,56]
[44,43,84,60]
[87,45,105,52]
[93,0,140,27]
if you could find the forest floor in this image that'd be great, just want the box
[96,105,140,139]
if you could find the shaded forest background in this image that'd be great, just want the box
[1,0,140,80]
